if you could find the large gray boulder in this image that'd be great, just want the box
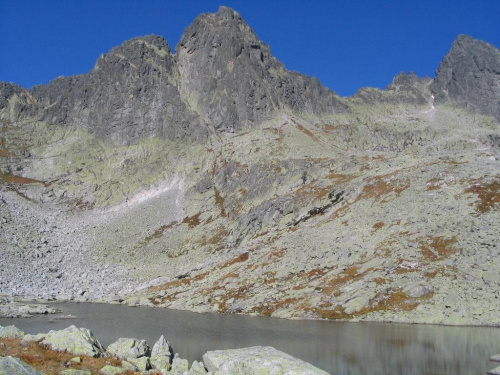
[106,337,149,359]
[41,325,107,357]
[431,34,500,119]
[0,325,25,339]
[0,356,43,375]
[202,346,330,375]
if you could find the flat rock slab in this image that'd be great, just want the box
[0,356,43,375]
[41,325,107,357]
[202,346,330,375]
[487,366,500,375]
[491,354,500,362]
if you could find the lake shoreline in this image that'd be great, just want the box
[2,294,500,328]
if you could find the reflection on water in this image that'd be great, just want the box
[1,302,499,374]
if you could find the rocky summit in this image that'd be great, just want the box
[0,7,499,325]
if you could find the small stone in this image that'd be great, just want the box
[98,365,127,375]
[59,370,93,375]
[69,357,82,363]
[491,354,500,362]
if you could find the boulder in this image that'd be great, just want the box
[0,325,25,339]
[127,356,150,371]
[170,354,189,374]
[150,335,172,371]
[41,325,107,357]
[491,354,500,362]
[0,356,43,375]
[106,337,149,359]
[189,360,208,374]
[202,346,329,375]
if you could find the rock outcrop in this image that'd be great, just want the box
[40,325,107,357]
[203,346,329,375]
[176,6,347,134]
[432,34,500,119]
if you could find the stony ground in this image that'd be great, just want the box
[1,95,499,325]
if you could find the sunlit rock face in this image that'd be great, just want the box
[432,34,500,120]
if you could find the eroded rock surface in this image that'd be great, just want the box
[432,34,500,119]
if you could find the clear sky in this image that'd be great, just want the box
[1,0,499,97]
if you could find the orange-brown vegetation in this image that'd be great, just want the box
[218,252,249,269]
[296,123,320,143]
[465,179,500,214]
[419,236,458,260]
[214,189,227,217]
[182,213,201,228]
[0,173,43,185]
[426,178,441,191]
[0,338,145,375]
[140,221,177,246]
[312,288,431,320]
[372,221,385,231]
[0,149,16,157]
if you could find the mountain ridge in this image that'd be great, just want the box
[0,7,499,326]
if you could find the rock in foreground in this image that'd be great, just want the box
[0,356,43,375]
[41,325,107,357]
[203,346,329,375]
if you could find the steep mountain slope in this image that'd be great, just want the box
[431,34,500,120]
[1,7,499,325]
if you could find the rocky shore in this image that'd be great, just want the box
[0,324,328,374]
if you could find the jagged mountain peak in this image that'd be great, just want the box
[175,6,346,133]
[431,34,500,119]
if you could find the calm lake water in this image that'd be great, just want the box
[1,302,499,375]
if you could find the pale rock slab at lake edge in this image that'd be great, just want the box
[203,346,330,375]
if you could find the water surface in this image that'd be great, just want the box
[1,302,499,375]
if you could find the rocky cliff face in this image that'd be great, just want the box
[432,34,500,120]
[1,8,499,326]
[176,6,347,134]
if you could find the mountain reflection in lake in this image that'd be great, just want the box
[1,302,499,375]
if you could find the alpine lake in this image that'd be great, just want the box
[1,302,499,375]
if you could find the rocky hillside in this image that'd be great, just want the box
[1,7,499,326]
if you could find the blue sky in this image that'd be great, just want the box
[1,0,499,97]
